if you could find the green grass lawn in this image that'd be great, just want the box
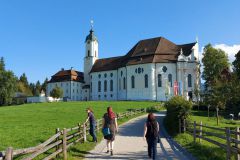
[174,110,240,160]
[0,101,160,151]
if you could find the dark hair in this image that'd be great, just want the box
[86,107,93,113]
[107,106,115,119]
[147,113,156,122]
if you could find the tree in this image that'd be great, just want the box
[0,57,5,71]
[202,44,230,88]
[18,73,33,96]
[0,58,17,106]
[19,73,29,87]
[41,78,48,93]
[35,80,41,96]
[233,50,240,79]
[50,86,63,99]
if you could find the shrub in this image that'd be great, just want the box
[164,96,192,135]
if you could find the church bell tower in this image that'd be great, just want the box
[84,21,98,85]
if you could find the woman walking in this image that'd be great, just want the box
[102,106,118,156]
[143,113,159,159]
[85,108,97,142]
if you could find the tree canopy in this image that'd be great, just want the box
[233,50,240,79]
[50,86,63,99]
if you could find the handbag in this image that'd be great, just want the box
[102,127,111,136]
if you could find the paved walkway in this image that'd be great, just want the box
[85,111,190,160]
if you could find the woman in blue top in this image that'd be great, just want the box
[85,107,97,142]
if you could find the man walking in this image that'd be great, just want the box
[85,108,97,142]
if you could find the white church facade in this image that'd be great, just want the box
[47,27,200,101]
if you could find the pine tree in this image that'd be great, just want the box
[233,50,240,79]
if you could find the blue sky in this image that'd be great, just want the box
[0,0,240,83]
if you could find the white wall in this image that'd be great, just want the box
[47,81,83,101]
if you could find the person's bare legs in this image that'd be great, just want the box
[110,140,114,155]
[106,140,110,153]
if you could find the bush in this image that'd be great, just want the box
[164,96,192,136]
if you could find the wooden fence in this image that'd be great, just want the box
[180,119,240,160]
[0,107,156,160]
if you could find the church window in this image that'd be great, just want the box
[138,67,141,74]
[123,77,126,90]
[119,79,121,90]
[104,95,107,98]
[131,76,135,88]
[88,50,90,56]
[98,81,101,92]
[98,95,101,99]
[110,73,113,77]
[104,80,107,92]
[135,69,137,73]
[188,74,192,87]
[104,73,107,78]
[168,74,172,87]
[77,89,79,93]
[121,71,123,77]
[98,74,101,78]
[90,75,92,79]
[110,94,113,98]
[110,80,113,91]
[158,74,162,87]
[73,89,74,93]
[90,82,92,93]
[144,74,148,88]
[142,68,144,73]
[162,66,167,73]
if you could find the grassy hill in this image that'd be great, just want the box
[0,101,159,151]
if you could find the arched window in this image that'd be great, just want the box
[98,81,101,92]
[88,50,90,56]
[168,74,172,87]
[144,74,148,88]
[90,82,92,93]
[110,80,113,91]
[188,74,192,87]
[104,80,107,92]
[158,74,162,87]
[123,77,126,90]
[119,79,121,90]
[131,76,135,88]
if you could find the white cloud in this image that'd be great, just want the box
[213,44,240,62]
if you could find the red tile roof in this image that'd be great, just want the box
[90,37,196,72]
[48,69,84,83]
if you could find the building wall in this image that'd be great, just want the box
[89,61,199,101]
[46,81,83,101]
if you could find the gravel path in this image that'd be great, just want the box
[84,111,191,160]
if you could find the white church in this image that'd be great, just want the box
[46,26,200,101]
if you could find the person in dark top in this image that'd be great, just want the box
[85,108,97,142]
[143,113,159,159]
[102,106,118,156]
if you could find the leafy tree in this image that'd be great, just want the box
[0,58,17,106]
[202,44,230,88]
[41,78,48,93]
[19,73,29,87]
[35,80,41,96]
[164,96,192,135]
[0,57,5,71]
[233,50,240,79]
[50,86,63,99]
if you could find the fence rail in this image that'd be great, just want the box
[0,106,160,160]
[180,119,240,160]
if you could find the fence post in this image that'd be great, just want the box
[183,119,186,133]
[226,127,231,160]
[235,127,240,160]
[199,121,202,143]
[5,147,13,160]
[144,108,147,113]
[55,128,60,158]
[179,119,181,133]
[63,128,67,160]
[78,123,81,141]
[83,123,87,142]
[193,121,196,143]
